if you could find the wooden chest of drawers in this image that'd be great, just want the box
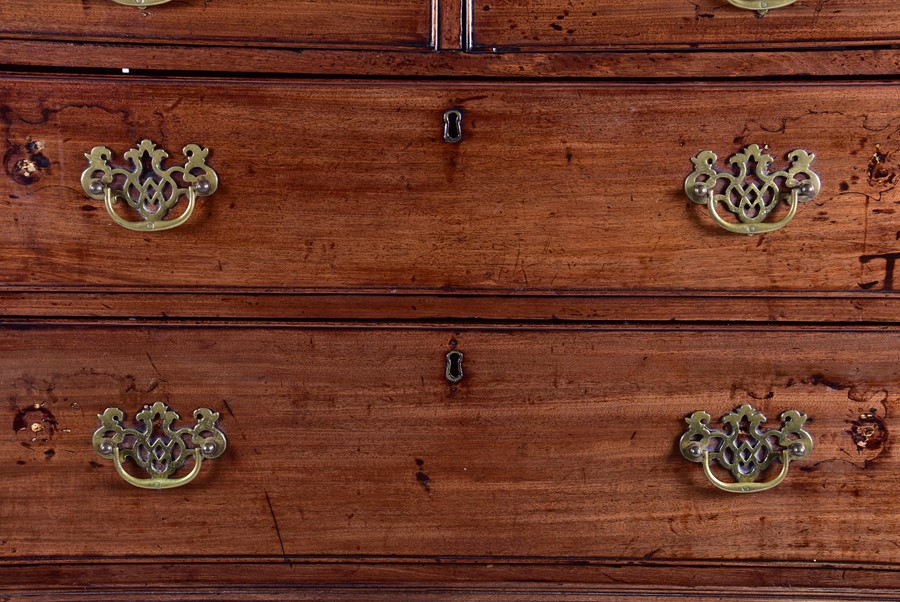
[2,1,900,600]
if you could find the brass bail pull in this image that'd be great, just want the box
[110,0,174,6]
[679,404,813,493]
[93,402,227,490]
[81,139,219,232]
[726,0,799,14]
[684,144,820,235]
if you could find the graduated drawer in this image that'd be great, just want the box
[0,0,433,49]
[2,76,898,297]
[0,324,897,573]
[471,0,899,50]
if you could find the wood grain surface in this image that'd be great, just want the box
[2,76,899,299]
[5,290,900,322]
[3,1,898,599]
[0,0,435,49]
[2,0,894,53]
[470,0,900,50]
[4,41,900,79]
[6,582,900,601]
[2,324,898,565]
[7,559,900,599]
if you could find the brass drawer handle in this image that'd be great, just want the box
[111,0,173,6]
[727,0,798,14]
[679,404,812,493]
[81,139,218,232]
[93,402,226,490]
[685,144,820,235]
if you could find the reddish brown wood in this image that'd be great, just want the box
[1,2,897,599]
[1,76,899,300]
[7,557,900,598]
[3,42,900,78]
[3,582,900,601]
[2,324,899,567]
[0,0,434,49]
[2,291,900,322]
[0,0,897,53]
[439,0,464,49]
[4,588,900,601]
[470,0,900,50]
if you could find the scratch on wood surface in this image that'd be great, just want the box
[264,490,291,565]
[221,399,236,420]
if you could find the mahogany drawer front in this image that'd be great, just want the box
[1,324,896,567]
[471,0,899,50]
[0,0,434,49]
[3,76,899,299]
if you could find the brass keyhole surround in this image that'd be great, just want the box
[443,108,463,144]
[445,350,464,383]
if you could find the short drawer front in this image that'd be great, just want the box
[471,0,899,50]
[0,0,433,49]
[2,77,898,298]
[1,324,897,564]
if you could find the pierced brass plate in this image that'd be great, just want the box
[81,139,218,232]
[727,0,798,14]
[679,404,812,493]
[93,402,226,490]
[111,0,173,6]
[685,144,820,235]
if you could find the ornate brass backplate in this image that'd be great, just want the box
[93,402,226,490]
[679,404,812,493]
[727,0,799,15]
[685,144,820,235]
[81,139,218,232]
[111,0,173,6]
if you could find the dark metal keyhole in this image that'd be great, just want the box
[443,108,463,144]
[445,350,464,383]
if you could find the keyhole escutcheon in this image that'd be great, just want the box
[443,108,463,144]
[445,350,464,383]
